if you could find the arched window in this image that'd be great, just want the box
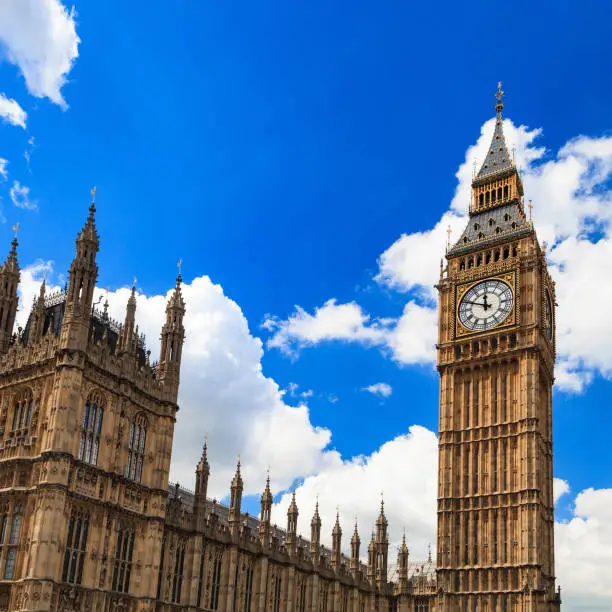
[479,193,484,206]
[79,392,104,465]
[497,187,502,200]
[491,190,497,203]
[485,191,490,205]
[11,390,33,433]
[171,538,186,603]
[4,503,22,579]
[62,510,89,585]
[504,185,509,199]
[112,522,135,593]
[125,415,147,483]
[489,218,495,227]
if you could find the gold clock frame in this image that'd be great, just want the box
[455,271,517,338]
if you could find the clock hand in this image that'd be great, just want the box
[482,294,490,311]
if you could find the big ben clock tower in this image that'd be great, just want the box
[435,84,561,611]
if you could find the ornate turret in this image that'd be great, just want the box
[28,276,47,342]
[375,497,389,587]
[119,283,137,353]
[259,471,273,546]
[228,456,243,536]
[350,521,361,577]
[287,491,299,556]
[331,510,342,570]
[0,234,20,353]
[194,438,210,521]
[310,500,322,562]
[397,531,409,588]
[157,267,186,400]
[61,191,100,351]
[367,531,376,585]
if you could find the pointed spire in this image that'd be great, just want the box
[351,519,360,544]
[259,468,273,546]
[476,82,513,179]
[332,509,342,536]
[0,233,20,353]
[3,236,19,273]
[288,490,298,517]
[232,455,243,488]
[78,187,99,245]
[120,283,138,353]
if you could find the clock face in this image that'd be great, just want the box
[544,290,553,340]
[458,279,513,332]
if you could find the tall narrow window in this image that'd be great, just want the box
[4,504,22,579]
[171,539,185,603]
[210,550,222,610]
[78,392,104,465]
[125,415,147,483]
[112,523,135,594]
[62,511,89,584]
[157,536,166,600]
[273,575,282,612]
[196,546,205,608]
[11,390,33,433]
[244,564,254,612]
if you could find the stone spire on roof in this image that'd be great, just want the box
[476,82,513,179]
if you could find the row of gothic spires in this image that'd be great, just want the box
[192,441,422,587]
[0,195,186,399]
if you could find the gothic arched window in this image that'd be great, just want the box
[3,503,22,579]
[11,389,33,433]
[112,522,135,594]
[62,510,89,585]
[171,538,186,603]
[79,392,104,465]
[125,415,147,483]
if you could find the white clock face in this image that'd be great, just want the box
[458,279,513,332]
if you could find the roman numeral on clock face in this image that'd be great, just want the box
[458,279,513,332]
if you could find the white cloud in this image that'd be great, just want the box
[0,93,26,128]
[264,299,389,356]
[0,0,80,108]
[0,159,7,181]
[554,478,570,504]
[363,382,392,399]
[556,487,612,610]
[9,181,37,210]
[273,425,438,561]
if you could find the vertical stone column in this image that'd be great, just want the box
[256,556,268,612]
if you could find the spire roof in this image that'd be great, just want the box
[351,520,360,544]
[232,456,243,488]
[288,491,298,516]
[476,82,513,179]
[78,198,100,245]
[262,470,273,505]
[311,499,321,525]
[2,236,19,275]
[333,510,342,536]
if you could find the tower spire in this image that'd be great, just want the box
[476,81,513,179]
[0,234,20,353]
[259,469,273,546]
[194,437,210,523]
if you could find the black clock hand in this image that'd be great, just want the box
[482,294,490,311]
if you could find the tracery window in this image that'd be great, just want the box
[125,414,147,483]
[273,575,282,612]
[244,562,254,612]
[78,392,104,465]
[171,538,185,603]
[112,522,135,593]
[11,390,33,433]
[3,503,22,579]
[62,510,89,584]
[209,549,223,610]
[157,536,166,600]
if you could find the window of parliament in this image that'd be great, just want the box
[0,86,559,612]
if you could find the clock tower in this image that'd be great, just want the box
[435,85,561,611]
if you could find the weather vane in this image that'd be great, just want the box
[12,222,19,239]
[446,225,452,252]
[496,81,504,105]
[177,259,183,275]
[90,186,97,202]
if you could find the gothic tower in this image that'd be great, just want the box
[435,84,561,611]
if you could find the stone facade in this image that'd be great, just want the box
[435,86,562,611]
[0,200,436,611]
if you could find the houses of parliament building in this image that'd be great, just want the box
[0,87,561,611]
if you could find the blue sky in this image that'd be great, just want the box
[0,1,611,608]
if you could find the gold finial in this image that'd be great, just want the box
[496,81,504,106]
[528,200,533,223]
[446,225,452,252]
[177,259,183,275]
[90,186,97,202]
[12,222,19,239]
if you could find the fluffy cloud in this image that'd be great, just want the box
[0,0,80,107]
[0,94,26,128]
[273,425,438,561]
[9,181,37,210]
[556,487,612,610]
[554,478,570,504]
[0,159,7,181]
[363,382,392,399]
[16,262,337,499]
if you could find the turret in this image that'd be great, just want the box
[286,491,299,557]
[367,532,376,585]
[375,498,389,587]
[228,457,243,536]
[194,439,210,521]
[0,235,20,353]
[157,270,185,400]
[350,521,361,577]
[331,511,342,570]
[60,194,99,351]
[310,500,321,562]
[397,532,409,588]
[28,275,46,343]
[119,283,137,353]
[259,471,273,547]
